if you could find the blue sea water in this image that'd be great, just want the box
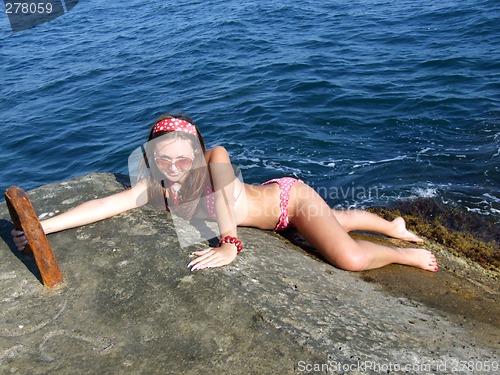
[0,0,499,220]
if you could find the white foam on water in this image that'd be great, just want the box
[409,187,439,199]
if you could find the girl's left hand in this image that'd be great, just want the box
[187,243,238,271]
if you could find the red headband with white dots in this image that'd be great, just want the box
[152,118,197,137]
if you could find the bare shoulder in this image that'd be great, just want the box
[205,146,231,163]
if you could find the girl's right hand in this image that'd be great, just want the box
[11,229,28,251]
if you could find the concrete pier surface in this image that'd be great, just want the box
[1,173,498,374]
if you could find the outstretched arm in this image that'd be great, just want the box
[12,180,149,251]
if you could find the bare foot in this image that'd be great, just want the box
[398,247,439,271]
[389,217,424,243]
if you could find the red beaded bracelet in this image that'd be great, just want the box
[218,236,243,254]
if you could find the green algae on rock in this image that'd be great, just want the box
[368,198,499,272]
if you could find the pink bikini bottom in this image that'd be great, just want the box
[261,177,303,231]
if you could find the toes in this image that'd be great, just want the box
[405,229,424,242]
[424,262,439,272]
[412,235,425,243]
[427,253,438,271]
[409,248,439,271]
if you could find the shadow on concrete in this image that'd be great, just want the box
[0,219,43,285]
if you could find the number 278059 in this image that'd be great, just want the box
[5,2,54,14]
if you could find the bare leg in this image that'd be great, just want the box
[332,209,424,242]
[289,184,438,272]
